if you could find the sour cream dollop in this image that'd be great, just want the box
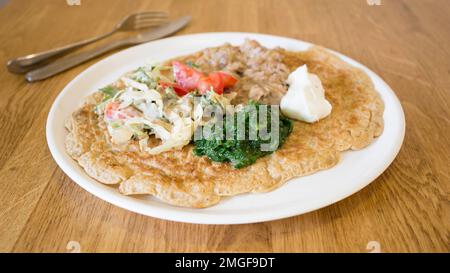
[280,65,332,123]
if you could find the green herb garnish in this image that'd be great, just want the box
[186,61,199,69]
[132,67,151,83]
[99,85,119,101]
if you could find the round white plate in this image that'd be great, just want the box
[47,32,405,224]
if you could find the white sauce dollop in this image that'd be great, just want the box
[280,65,332,123]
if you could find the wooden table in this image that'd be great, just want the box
[0,0,448,253]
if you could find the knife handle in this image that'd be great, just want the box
[25,40,128,82]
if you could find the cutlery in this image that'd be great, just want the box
[25,16,191,82]
[7,11,168,73]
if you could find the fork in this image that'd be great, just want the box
[7,11,168,73]
[25,16,191,82]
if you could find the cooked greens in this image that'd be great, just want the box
[193,101,293,169]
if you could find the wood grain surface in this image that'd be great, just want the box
[0,0,448,253]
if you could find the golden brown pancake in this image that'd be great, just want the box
[65,40,384,208]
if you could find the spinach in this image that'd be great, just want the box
[193,102,293,169]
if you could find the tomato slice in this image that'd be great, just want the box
[207,71,237,94]
[171,62,238,95]
[208,72,224,94]
[105,101,138,120]
[159,81,189,96]
[105,101,119,120]
[216,71,237,87]
[172,61,204,91]
[197,76,214,94]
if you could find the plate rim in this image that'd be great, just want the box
[46,32,405,224]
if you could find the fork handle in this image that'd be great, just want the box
[25,39,129,82]
[7,29,116,72]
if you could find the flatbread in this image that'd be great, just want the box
[65,41,384,208]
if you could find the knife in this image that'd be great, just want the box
[25,16,191,82]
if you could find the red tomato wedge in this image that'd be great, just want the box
[213,71,238,87]
[159,81,189,96]
[171,61,238,95]
[207,72,224,94]
[172,61,204,91]
[197,76,215,94]
[203,71,237,94]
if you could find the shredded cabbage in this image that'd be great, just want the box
[96,64,233,154]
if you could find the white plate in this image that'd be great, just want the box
[47,32,405,224]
